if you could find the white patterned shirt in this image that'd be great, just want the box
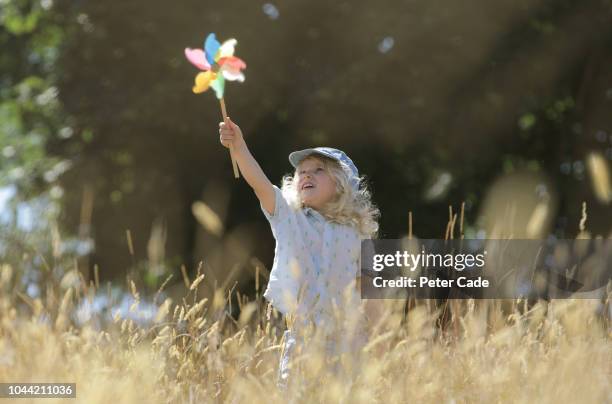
[260,185,363,333]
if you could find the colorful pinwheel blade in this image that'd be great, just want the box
[184,48,211,71]
[192,71,216,94]
[216,38,237,60]
[211,74,225,99]
[204,33,221,66]
[217,56,246,70]
[218,56,247,82]
[221,70,245,82]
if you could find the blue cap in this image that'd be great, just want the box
[288,147,360,190]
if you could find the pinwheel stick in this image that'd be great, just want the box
[219,97,240,178]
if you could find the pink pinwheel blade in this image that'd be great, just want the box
[184,48,211,71]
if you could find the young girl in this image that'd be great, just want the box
[218,118,381,390]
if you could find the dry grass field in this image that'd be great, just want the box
[0,258,610,403]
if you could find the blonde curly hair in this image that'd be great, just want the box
[279,155,380,238]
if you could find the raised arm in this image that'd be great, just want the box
[219,118,275,215]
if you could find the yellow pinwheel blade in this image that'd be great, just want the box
[192,71,216,94]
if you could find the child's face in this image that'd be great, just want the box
[296,157,337,210]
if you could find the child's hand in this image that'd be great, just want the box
[219,118,246,152]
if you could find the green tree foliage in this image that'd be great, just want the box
[0,0,71,196]
[0,0,88,291]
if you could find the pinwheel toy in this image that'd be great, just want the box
[185,33,247,178]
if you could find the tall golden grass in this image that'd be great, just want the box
[0,257,610,403]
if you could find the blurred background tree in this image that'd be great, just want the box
[0,0,86,295]
[2,0,611,297]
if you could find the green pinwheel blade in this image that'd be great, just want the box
[211,74,225,99]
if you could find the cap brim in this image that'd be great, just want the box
[288,149,327,168]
